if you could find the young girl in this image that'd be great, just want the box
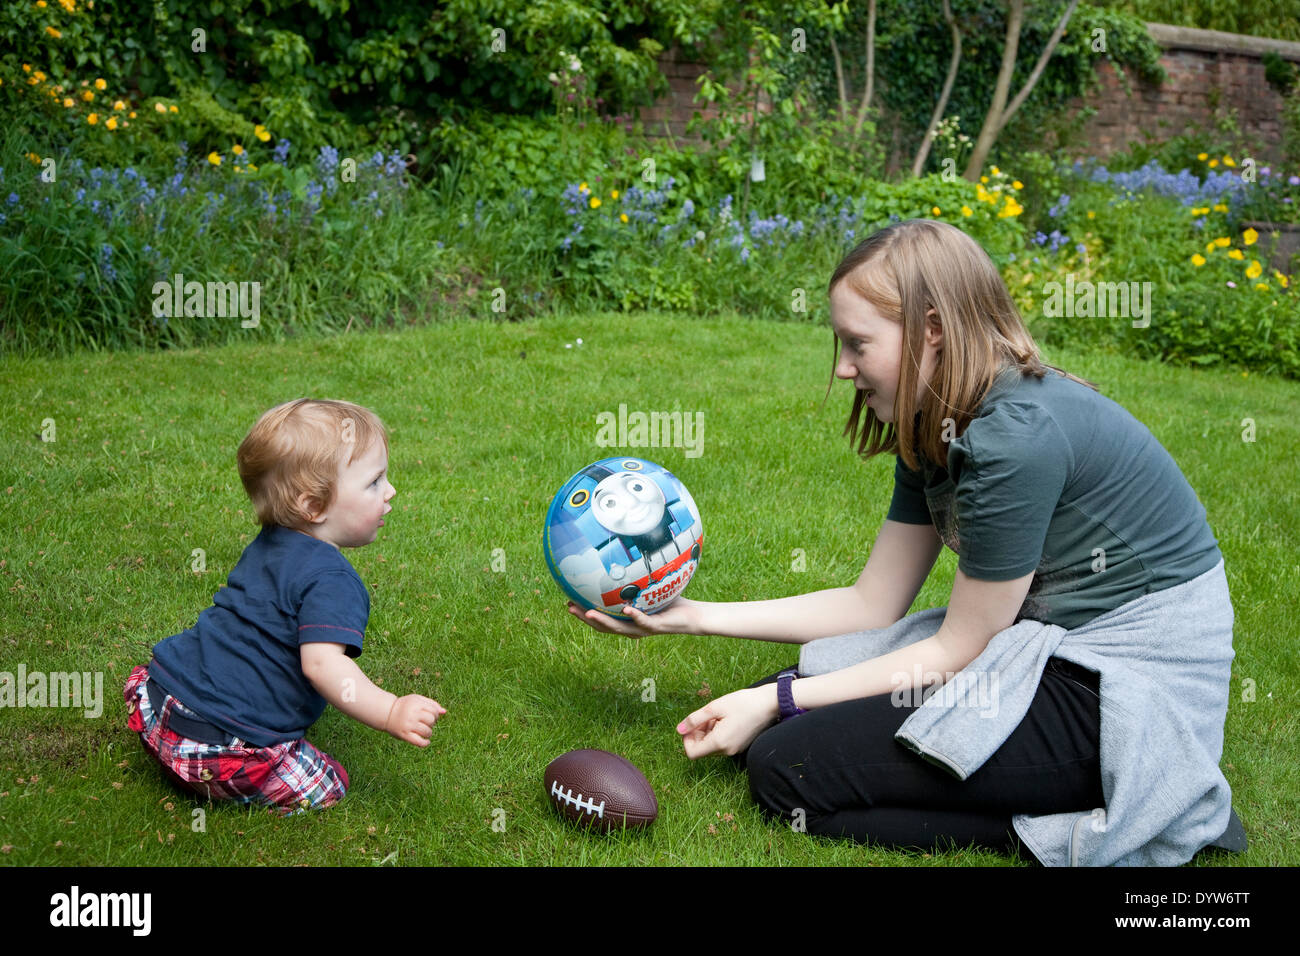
[569,218,1245,866]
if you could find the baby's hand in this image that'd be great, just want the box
[386,694,446,747]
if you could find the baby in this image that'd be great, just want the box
[123,398,445,813]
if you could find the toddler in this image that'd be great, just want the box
[123,398,445,813]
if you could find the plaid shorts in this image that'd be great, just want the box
[123,664,349,815]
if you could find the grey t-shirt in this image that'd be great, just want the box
[887,365,1222,629]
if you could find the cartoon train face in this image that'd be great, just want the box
[591,472,666,537]
[544,458,704,616]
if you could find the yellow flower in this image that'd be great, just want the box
[232,144,244,156]
[254,124,270,142]
[1242,228,1258,246]
[610,189,619,199]
[589,197,601,208]
[991,165,1000,176]
[60,0,75,9]
[619,213,628,223]
[1213,203,1228,213]
[980,176,989,184]
[23,64,31,73]
[45,26,61,38]
[247,163,257,171]
[1214,236,1231,248]
[26,152,40,163]
[82,90,94,102]
[37,0,46,6]
[94,78,106,91]
[128,111,135,118]
[62,97,73,107]
[961,205,973,217]
[105,116,118,130]
[579,182,588,193]
[1228,249,1244,260]
[1255,283,1269,290]
[1245,260,1262,279]
[154,101,167,113]
[997,199,1023,218]
[931,206,941,216]
[1274,271,1289,289]
[207,152,221,166]
[234,166,242,173]
[1223,156,1235,167]
[1197,152,1208,161]
[1013,180,1023,190]
[1087,210,1095,219]
[86,113,98,125]
[1191,254,1206,266]
[1208,159,1218,168]
[113,100,125,111]
[168,105,177,113]
[1205,241,1216,253]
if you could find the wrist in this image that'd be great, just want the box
[776,669,807,721]
[680,597,707,635]
[381,694,399,733]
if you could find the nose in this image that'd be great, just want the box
[834,349,857,380]
[384,480,396,501]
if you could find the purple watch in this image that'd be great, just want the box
[776,668,807,721]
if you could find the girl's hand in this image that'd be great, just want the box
[676,685,780,758]
[566,596,699,638]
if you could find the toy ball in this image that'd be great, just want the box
[543,457,703,618]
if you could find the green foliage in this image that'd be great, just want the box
[791,0,1166,177]
[1007,169,1300,378]
[1098,0,1300,44]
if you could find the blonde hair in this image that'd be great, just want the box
[826,219,1097,470]
[237,399,389,527]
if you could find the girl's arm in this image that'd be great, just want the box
[570,519,943,644]
[678,567,1035,757]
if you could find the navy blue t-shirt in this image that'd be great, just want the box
[149,524,369,747]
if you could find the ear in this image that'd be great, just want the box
[924,308,943,349]
[296,491,328,526]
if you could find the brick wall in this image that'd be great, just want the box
[1062,25,1300,165]
[636,24,1300,165]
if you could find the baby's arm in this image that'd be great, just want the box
[301,642,446,747]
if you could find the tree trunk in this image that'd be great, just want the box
[963,0,1079,181]
[911,0,962,178]
[851,0,877,144]
[829,34,849,124]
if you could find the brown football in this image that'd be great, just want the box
[544,749,659,831]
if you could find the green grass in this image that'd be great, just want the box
[1,313,1297,866]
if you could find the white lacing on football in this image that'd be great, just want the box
[550,780,606,818]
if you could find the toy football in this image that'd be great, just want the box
[543,456,703,618]
[544,749,659,831]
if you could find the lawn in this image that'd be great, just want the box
[1,313,1297,866]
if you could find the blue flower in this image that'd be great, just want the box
[316,145,340,177]
[273,139,292,165]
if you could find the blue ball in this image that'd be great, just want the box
[543,457,704,617]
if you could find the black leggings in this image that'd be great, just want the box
[737,657,1104,861]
